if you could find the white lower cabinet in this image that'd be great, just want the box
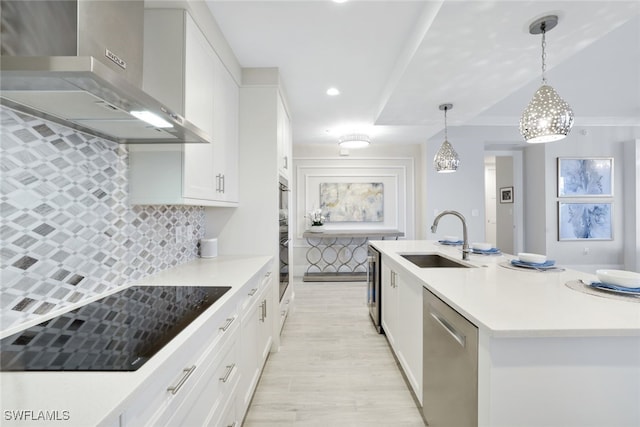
[381,263,399,348]
[122,300,240,427]
[167,325,240,427]
[381,259,423,404]
[237,269,274,420]
[120,264,274,427]
[212,381,239,427]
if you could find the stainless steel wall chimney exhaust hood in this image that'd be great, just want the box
[0,0,210,144]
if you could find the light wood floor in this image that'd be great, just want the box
[243,280,425,427]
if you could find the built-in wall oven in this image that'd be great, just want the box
[367,244,383,333]
[278,176,290,301]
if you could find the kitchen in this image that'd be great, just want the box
[1,1,639,426]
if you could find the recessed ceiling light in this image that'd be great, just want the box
[333,0,348,3]
[326,87,340,96]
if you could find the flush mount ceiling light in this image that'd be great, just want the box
[520,15,574,143]
[433,104,460,173]
[338,133,370,148]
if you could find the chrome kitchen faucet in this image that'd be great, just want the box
[431,210,470,260]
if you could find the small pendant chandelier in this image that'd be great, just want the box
[520,15,574,143]
[434,103,460,173]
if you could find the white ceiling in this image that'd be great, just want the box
[206,0,640,148]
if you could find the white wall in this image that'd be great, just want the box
[524,129,634,273]
[425,138,486,243]
[523,145,547,255]
[623,139,640,272]
[291,143,422,278]
[290,130,636,277]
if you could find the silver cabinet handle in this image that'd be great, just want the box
[215,173,226,193]
[219,363,235,383]
[262,271,272,286]
[219,317,235,332]
[259,299,267,322]
[261,271,271,286]
[167,365,196,395]
[430,311,466,348]
[248,288,258,296]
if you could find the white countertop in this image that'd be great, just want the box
[371,240,640,338]
[0,255,272,427]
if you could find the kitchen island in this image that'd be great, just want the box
[371,240,640,427]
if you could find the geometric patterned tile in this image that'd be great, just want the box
[0,106,206,331]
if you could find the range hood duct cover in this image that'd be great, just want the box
[0,0,210,144]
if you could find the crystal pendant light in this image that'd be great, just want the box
[520,15,574,143]
[434,103,460,173]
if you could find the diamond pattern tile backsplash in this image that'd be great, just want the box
[0,106,205,331]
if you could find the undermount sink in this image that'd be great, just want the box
[400,253,471,268]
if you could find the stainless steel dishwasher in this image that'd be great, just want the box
[423,288,478,427]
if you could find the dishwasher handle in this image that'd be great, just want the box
[430,310,466,348]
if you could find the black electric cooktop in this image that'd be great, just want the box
[0,285,231,372]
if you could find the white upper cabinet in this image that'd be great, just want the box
[129,9,238,206]
[277,93,291,179]
[211,55,239,202]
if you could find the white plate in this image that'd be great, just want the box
[596,269,640,288]
[471,242,492,251]
[517,252,546,264]
[443,235,459,242]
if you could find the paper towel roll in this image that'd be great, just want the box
[200,238,218,258]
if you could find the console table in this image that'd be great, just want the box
[302,229,403,282]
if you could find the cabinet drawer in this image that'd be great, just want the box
[171,326,240,427]
[122,300,239,427]
[239,266,272,315]
[210,380,239,427]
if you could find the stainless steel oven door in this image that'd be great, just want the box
[279,177,290,301]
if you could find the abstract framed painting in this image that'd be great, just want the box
[557,157,613,197]
[319,182,384,222]
[558,202,612,241]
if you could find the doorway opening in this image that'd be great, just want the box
[484,151,524,255]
